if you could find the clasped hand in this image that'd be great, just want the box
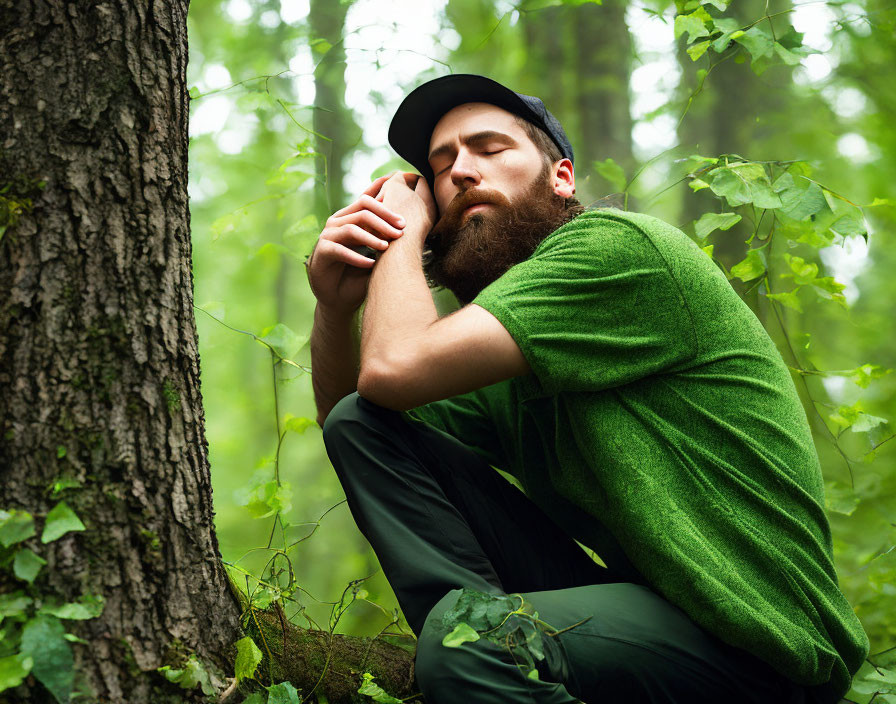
[305,171,437,317]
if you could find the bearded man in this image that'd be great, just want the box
[305,74,868,704]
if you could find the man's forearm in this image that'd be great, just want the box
[311,303,361,427]
[359,225,438,386]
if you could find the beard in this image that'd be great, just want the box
[422,165,584,306]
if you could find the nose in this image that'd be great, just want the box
[449,148,481,189]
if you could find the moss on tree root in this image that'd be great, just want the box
[240,605,422,703]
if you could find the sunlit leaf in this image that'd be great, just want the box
[41,502,85,543]
[694,212,741,239]
[0,509,35,548]
[234,636,263,682]
[442,622,481,648]
[729,248,766,281]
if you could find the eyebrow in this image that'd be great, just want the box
[427,130,519,167]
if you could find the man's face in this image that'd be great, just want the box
[422,102,581,305]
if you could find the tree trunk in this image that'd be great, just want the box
[309,0,357,223]
[0,1,243,700]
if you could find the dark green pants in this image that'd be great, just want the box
[322,392,820,704]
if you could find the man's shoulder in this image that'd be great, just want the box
[537,207,701,264]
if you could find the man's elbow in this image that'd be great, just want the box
[357,361,414,412]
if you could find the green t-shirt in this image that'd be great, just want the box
[401,208,868,697]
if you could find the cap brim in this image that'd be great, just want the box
[388,74,542,187]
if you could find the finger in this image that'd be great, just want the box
[334,194,405,229]
[331,192,404,225]
[315,238,376,268]
[363,173,394,197]
[326,222,392,251]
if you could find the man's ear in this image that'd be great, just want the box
[552,158,575,199]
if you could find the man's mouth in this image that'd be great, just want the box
[462,202,492,216]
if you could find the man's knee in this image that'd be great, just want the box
[321,391,398,445]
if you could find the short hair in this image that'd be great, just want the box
[513,114,564,170]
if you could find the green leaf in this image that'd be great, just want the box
[593,157,626,192]
[309,38,333,55]
[259,323,305,360]
[694,212,741,239]
[674,7,711,42]
[765,290,803,312]
[0,509,35,548]
[41,502,85,543]
[234,636,263,682]
[779,180,826,221]
[702,0,730,10]
[283,414,315,435]
[158,655,218,696]
[687,40,711,61]
[241,480,293,519]
[811,277,847,306]
[13,548,46,583]
[688,178,710,192]
[241,694,267,704]
[49,477,82,498]
[734,26,774,60]
[729,248,766,281]
[852,412,888,434]
[783,254,818,286]
[774,42,804,65]
[267,681,302,704]
[824,481,860,516]
[829,403,887,433]
[701,244,714,258]
[20,615,74,704]
[849,364,889,389]
[0,591,32,620]
[40,594,105,620]
[0,654,33,693]
[56,446,66,459]
[442,622,481,648]
[357,672,402,704]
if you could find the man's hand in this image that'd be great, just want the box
[376,172,437,246]
[306,174,407,317]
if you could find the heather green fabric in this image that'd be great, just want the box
[401,208,868,699]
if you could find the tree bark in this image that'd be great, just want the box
[0,0,243,700]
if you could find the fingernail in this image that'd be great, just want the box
[396,217,405,227]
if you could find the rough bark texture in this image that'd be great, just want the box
[0,0,243,700]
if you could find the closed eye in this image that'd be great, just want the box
[434,149,507,176]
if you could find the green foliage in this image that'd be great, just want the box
[439,588,584,681]
[41,502,86,543]
[158,653,220,696]
[593,157,627,192]
[235,635,264,682]
[673,2,809,75]
[235,468,294,519]
[0,507,104,701]
[357,672,402,704]
[12,549,46,583]
[0,510,36,547]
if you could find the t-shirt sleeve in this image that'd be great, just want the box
[401,383,512,471]
[470,217,698,396]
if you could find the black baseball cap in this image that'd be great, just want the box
[388,74,574,189]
